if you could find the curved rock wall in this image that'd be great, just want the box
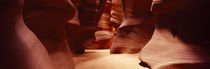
[0,0,72,69]
[139,0,210,69]
[23,0,76,69]
[110,0,155,54]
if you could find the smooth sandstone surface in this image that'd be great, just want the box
[0,0,55,69]
[73,49,148,69]
[110,0,155,54]
[23,0,76,69]
[139,0,210,69]
[2,0,210,69]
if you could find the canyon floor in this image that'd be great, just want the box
[73,49,148,69]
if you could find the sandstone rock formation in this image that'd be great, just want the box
[110,0,124,28]
[0,0,63,69]
[89,0,114,49]
[23,0,76,69]
[66,0,105,54]
[2,0,210,69]
[139,0,210,69]
[110,0,155,54]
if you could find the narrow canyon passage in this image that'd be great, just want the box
[1,0,210,69]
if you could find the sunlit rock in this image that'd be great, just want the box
[110,0,155,54]
[139,0,210,69]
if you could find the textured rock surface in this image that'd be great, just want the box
[139,0,210,69]
[110,0,124,28]
[23,0,75,69]
[110,0,155,54]
[0,0,56,69]
[90,0,114,49]
[67,0,84,54]
[67,0,105,53]
[77,0,104,48]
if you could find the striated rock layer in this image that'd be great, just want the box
[110,0,124,28]
[90,0,114,49]
[110,0,155,54]
[67,0,105,53]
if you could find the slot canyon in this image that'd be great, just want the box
[0,0,210,69]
